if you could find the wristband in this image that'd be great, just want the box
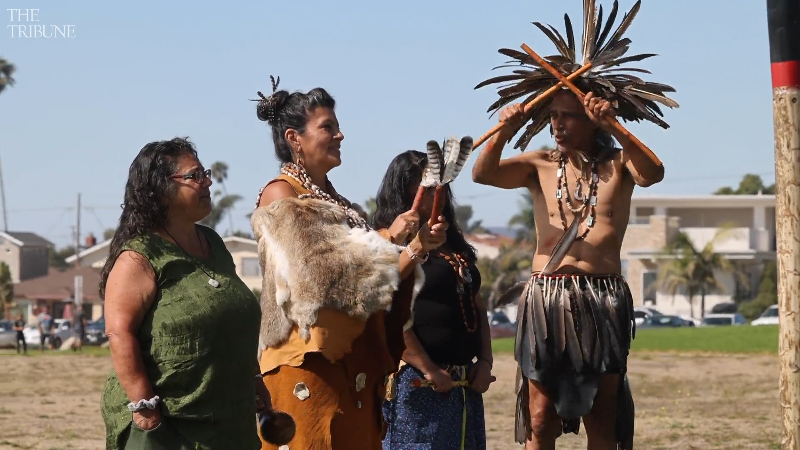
[405,245,428,263]
[477,357,493,369]
[127,395,160,412]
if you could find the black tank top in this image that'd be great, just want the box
[411,252,482,366]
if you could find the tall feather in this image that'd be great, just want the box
[475,0,677,151]
[532,282,549,365]
[422,140,443,187]
[441,136,474,184]
[514,282,529,364]
[582,0,596,65]
[562,281,584,372]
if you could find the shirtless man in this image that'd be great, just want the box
[472,89,664,450]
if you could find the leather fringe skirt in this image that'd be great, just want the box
[514,273,635,449]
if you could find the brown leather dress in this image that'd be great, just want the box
[256,175,414,450]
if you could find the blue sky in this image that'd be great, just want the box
[0,0,776,248]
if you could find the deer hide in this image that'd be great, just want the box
[251,197,424,351]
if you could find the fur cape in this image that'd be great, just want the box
[251,196,425,353]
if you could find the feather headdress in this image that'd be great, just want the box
[475,0,678,152]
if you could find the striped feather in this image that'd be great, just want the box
[422,140,443,186]
[441,136,473,184]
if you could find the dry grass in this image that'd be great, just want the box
[0,350,780,449]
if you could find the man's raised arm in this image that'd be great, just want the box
[472,104,537,189]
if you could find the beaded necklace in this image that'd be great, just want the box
[436,248,478,333]
[555,153,599,241]
[257,162,369,230]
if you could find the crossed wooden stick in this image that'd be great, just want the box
[407,43,662,235]
[473,43,663,167]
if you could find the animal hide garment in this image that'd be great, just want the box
[251,196,424,352]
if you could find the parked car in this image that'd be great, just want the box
[638,314,688,329]
[679,316,701,327]
[634,307,663,326]
[701,313,747,326]
[23,318,75,349]
[0,320,19,348]
[84,317,107,345]
[488,311,516,339]
[751,305,779,326]
[710,302,738,314]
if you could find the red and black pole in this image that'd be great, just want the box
[766,1,800,448]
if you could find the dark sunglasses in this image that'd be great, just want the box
[170,168,211,184]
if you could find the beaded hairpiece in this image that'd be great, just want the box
[252,75,281,123]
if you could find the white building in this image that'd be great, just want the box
[623,194,775,318]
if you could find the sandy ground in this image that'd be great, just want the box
[0,351,780,450]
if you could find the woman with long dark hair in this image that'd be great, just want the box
[250,79,448,450]
[100,137,264,449]
[374,150,495,450]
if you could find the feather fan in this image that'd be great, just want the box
[474,0,678,152]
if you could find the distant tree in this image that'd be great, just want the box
[0,262,14,320]
[454,204,486,234]
[714,174,775,195]
[509,194,536,243]
[200,191,243,230]
[739,261,778,320]
[231,230,254,239]
[657,227,748,318]
[103,228,116,241]
[200,163,242,232]
[0,58,14,96]
[49,246,76,269]
[363,197,377,224]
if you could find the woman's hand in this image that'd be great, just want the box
[387,210,420,245]
[468,360,496,394]
[424,366,455,393]
[414,216,448,253]
[132,408,162,430]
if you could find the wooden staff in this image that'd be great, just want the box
[519,43,663,167]
[473,62,594,149]
[767,0,800,447]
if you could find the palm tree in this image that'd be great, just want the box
[0,59,14,96]
[657,226,749,318]
[454,204,486,234]
[0,59,15,233]
[0,262,14,320]
[508,194,536,243]
[477,244,533,311]
[363,197,377,224]
[209,162,237,235]
[200,190,243,230]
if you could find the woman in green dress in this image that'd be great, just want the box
[100,137,265,449]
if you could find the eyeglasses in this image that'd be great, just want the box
[170,168,211,184]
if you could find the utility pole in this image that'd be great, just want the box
[766,1,800,448]
[75,193,81,268]
[0,150,8,232]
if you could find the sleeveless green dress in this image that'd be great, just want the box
[101,226,262,450]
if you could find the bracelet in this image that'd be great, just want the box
[405,245,428,263]
[477,357,493,369]
[127,395,160,412]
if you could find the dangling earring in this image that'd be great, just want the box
[295,149,305,168]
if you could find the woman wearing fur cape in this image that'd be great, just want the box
[250,80,449,450]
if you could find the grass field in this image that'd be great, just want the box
[0,325,782,449]
[492,324,779,354]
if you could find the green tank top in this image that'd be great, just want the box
[101,226,262,450]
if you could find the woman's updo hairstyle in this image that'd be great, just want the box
[253,75,336,164]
